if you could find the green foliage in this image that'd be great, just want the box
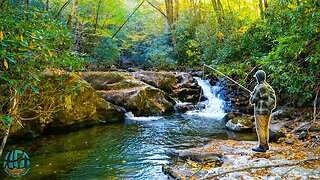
[0,6,84,122]
[91,37,120,67]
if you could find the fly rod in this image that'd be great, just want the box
[204,64,252,93]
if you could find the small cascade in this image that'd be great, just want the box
[125,112,163,121]
[186,77,225,118]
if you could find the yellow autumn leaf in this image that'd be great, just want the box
[4,59,8,70]
[48,49,52,57]
[216,32,224,39]
[65,95,72,111]
[0,31,4,41]
[20,35,23,42]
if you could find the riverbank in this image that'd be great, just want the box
[163,107,320,179]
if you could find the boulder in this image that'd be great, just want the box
[225,116,254,132]
[99,86,173,116]
[223,112,243,121]
[4,69,125,139]
[133,71,177,92]
[169,150,223,164]
[82,71,129,90]
[170,73,201,103]
[272,109,294,120]
[269,121,287,142]
[83,72,174,116]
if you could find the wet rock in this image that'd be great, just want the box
[170,73,201,103]
[225,116,254,132]
[294,121,320,132]
[82,71,174,116]
[171,88,201,103]
[298,131,308,140]
[272,109,294,120]
[191,71,204,77]
[173,103,200,113]
[223,112,242,121]
[99,86,173,116]
[133,71,177,92]
[170,150,223,164]
[269,121,286,142]
[285,140,293,145]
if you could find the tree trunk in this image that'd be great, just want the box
[165,0,177,48]
[174,0,179,20]
[94,0,102,34]
[68,0,78,27]
[211,0,224,26]
[258,0,264,18]
[45,0,49,11]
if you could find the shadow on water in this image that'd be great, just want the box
[2,114,257,179]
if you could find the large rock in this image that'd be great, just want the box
[269,121,286,142]
[4,69,125,139]
[272,109,294,120]
[133,71,177,92]
[170,73,201,103]
[225,116,254,132]
[82,72,174,116]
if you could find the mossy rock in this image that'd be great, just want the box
[82,72,131,90]
[225,116,254,132]
[1,69,125,139]
[99,85,173,116]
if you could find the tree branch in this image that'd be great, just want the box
[55,0,72,19]
[111,0,146,39]
[200,157,320,179]
[0,91,19,158]
[146,0,169,21]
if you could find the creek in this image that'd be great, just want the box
[2,78,257,179]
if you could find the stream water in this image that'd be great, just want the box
[2,78,257,179]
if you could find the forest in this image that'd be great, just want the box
[0,0,319,179]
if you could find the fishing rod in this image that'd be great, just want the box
[204,64,252,94]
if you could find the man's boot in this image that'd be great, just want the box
[252,144,267,153]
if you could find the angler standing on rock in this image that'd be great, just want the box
[250,70,276,153]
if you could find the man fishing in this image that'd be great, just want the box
[204,65,276,152]
[249,70,276,153]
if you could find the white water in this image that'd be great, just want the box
[125,112,163,121]
[186,77,225,118]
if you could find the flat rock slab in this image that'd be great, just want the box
[163,139,320,179]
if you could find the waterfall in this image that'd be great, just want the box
[186,77,225,118]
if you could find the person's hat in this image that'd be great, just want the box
[254,70,266,81]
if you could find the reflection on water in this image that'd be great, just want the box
[3,114,257,179]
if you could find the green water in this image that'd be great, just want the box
[2,114,257,179]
